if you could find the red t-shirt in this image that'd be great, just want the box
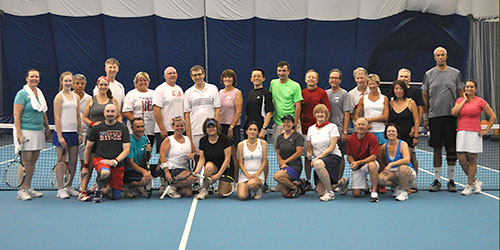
[300,87,330,134]
[456,97,487,132]
[347,132,379,161]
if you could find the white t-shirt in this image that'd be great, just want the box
[184,83,221,136]
[93,79,125,109]
[307,123,341,158]
[75,92,91,132]
[123,88,155,135]
[152,82,184,133]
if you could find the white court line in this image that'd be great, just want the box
[415,148,499,173]
[418,167,499,200]
[178,197,199,250]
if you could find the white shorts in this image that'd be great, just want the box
[192,134,204,153]
[456,130,482,153]
[351,161,380,189]
[17,129,45,151]
[238,171,265,184]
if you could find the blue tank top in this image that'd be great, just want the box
[385,140,414,170]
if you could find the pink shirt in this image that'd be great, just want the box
[456,96,487,132]
[219,88,241,125]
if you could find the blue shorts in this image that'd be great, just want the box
[283,167,300,181]
[372,132,387,145]
[53,132,79,147]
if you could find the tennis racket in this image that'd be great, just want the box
[160,153,199,199]
[216,175,236,197]
[142,135,153,198]
[4,140,28,189]
[50,147,71,189]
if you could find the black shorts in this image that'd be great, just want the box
[428,116,457,149]
[221,124,241,146]
[313,154,342,185]
[210,161,235,182]
[155,131,174,153]
[337,140,347,155]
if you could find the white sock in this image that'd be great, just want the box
[434,167,441,182]
[447,165,456,180]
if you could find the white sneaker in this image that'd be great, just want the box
[472,180,483,194]
[270,184,280,192]
[392,187,401,198]
[196,189,208,200]
[57,189,70,199]
[395,190,408,201]
[254,187,263,200]
[328,190,336,200]
[26,188,43,198]
[166,186,181,199]
[370,190,379,202]
[17,189,32,200]
[64,186,80,197]
[461,184,473,196]
[320,191,333,201]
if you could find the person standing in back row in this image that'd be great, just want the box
[93,58,125,110]
[422,47,464,192]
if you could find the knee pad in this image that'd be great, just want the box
[446,150,457,162]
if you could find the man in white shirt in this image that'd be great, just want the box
[93,58,125,110]
[184,65,221,152]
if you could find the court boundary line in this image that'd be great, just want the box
[418,167,499,200]
[415,148,499,173]
[178,197,198,250]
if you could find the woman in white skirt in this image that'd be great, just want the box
[451,80,496,195]
[13,69,51,200]
[237,121,267,200]
[53,71,82,199]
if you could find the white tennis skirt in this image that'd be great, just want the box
[456,130,482,153]
[16,129,46,151]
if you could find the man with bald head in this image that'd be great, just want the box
[347,118,380,202]
[153,66,186,151]
[83,104,130,203]
[422,47,464,192]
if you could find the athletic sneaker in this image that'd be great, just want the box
[270,184,281,192]
[254,187,263,200]
[447,180,458,192]
[370,190,379,203]
[461,185,473,196]
[262,184,270,193]
[93,190,103,203]
[395,190,408,201]
[286,189,299,198]
[304,180,313,191]
[429,179,441,192]
[377,185,386,194]
[196,189,208,200]
[392,187,401,198]
[57,189,70,199]
[320,191,334,201]
[134,186,149,198]
[339,177,349,195]
[166,186,181,199]
[17,189,32,200]
[473,180,483,194]
[64,186,80,197]
[78,191,91,201]
[26,188,43,198]
[122,185,136,198]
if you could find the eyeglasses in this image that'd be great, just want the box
[191,73,203,77]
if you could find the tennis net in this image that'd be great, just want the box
[1,123,498,191]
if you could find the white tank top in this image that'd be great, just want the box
[166,135,192,170]
[242,139,263,173]
[61,92,78,132]
[363,94,386,132]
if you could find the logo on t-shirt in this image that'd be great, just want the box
[99,130,123,141]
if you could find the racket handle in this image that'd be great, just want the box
[160,188,168,200]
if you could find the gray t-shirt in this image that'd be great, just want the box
[422,66,464,118]
[275,131,304,173]
[326,88,352,134]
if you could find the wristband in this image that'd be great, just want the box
[90,121,95,127]
[160,162,169,170]
[83,163,89,169]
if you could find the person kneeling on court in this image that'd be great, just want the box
[347,118,380,202]
[158,116,198,198]
[194,118,234,200]
[122,117,154,198]
[307,104,348,202]
[237,121,268,200]
[377,124,416,201]
[82,104,130,203]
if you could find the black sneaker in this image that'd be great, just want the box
[429,179,442,192]
[286,189,299,198]
[93,190,103,203]
[295,179,307,195]
[447,180,458,192]
[262,184,270,193]
[304,179,313,191]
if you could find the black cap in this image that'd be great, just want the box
[281,114,295,122]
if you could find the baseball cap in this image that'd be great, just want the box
[281,114,295,123]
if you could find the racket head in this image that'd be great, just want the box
[4,159,25,189]
[50,162,71,189]
[218,175,236,197]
